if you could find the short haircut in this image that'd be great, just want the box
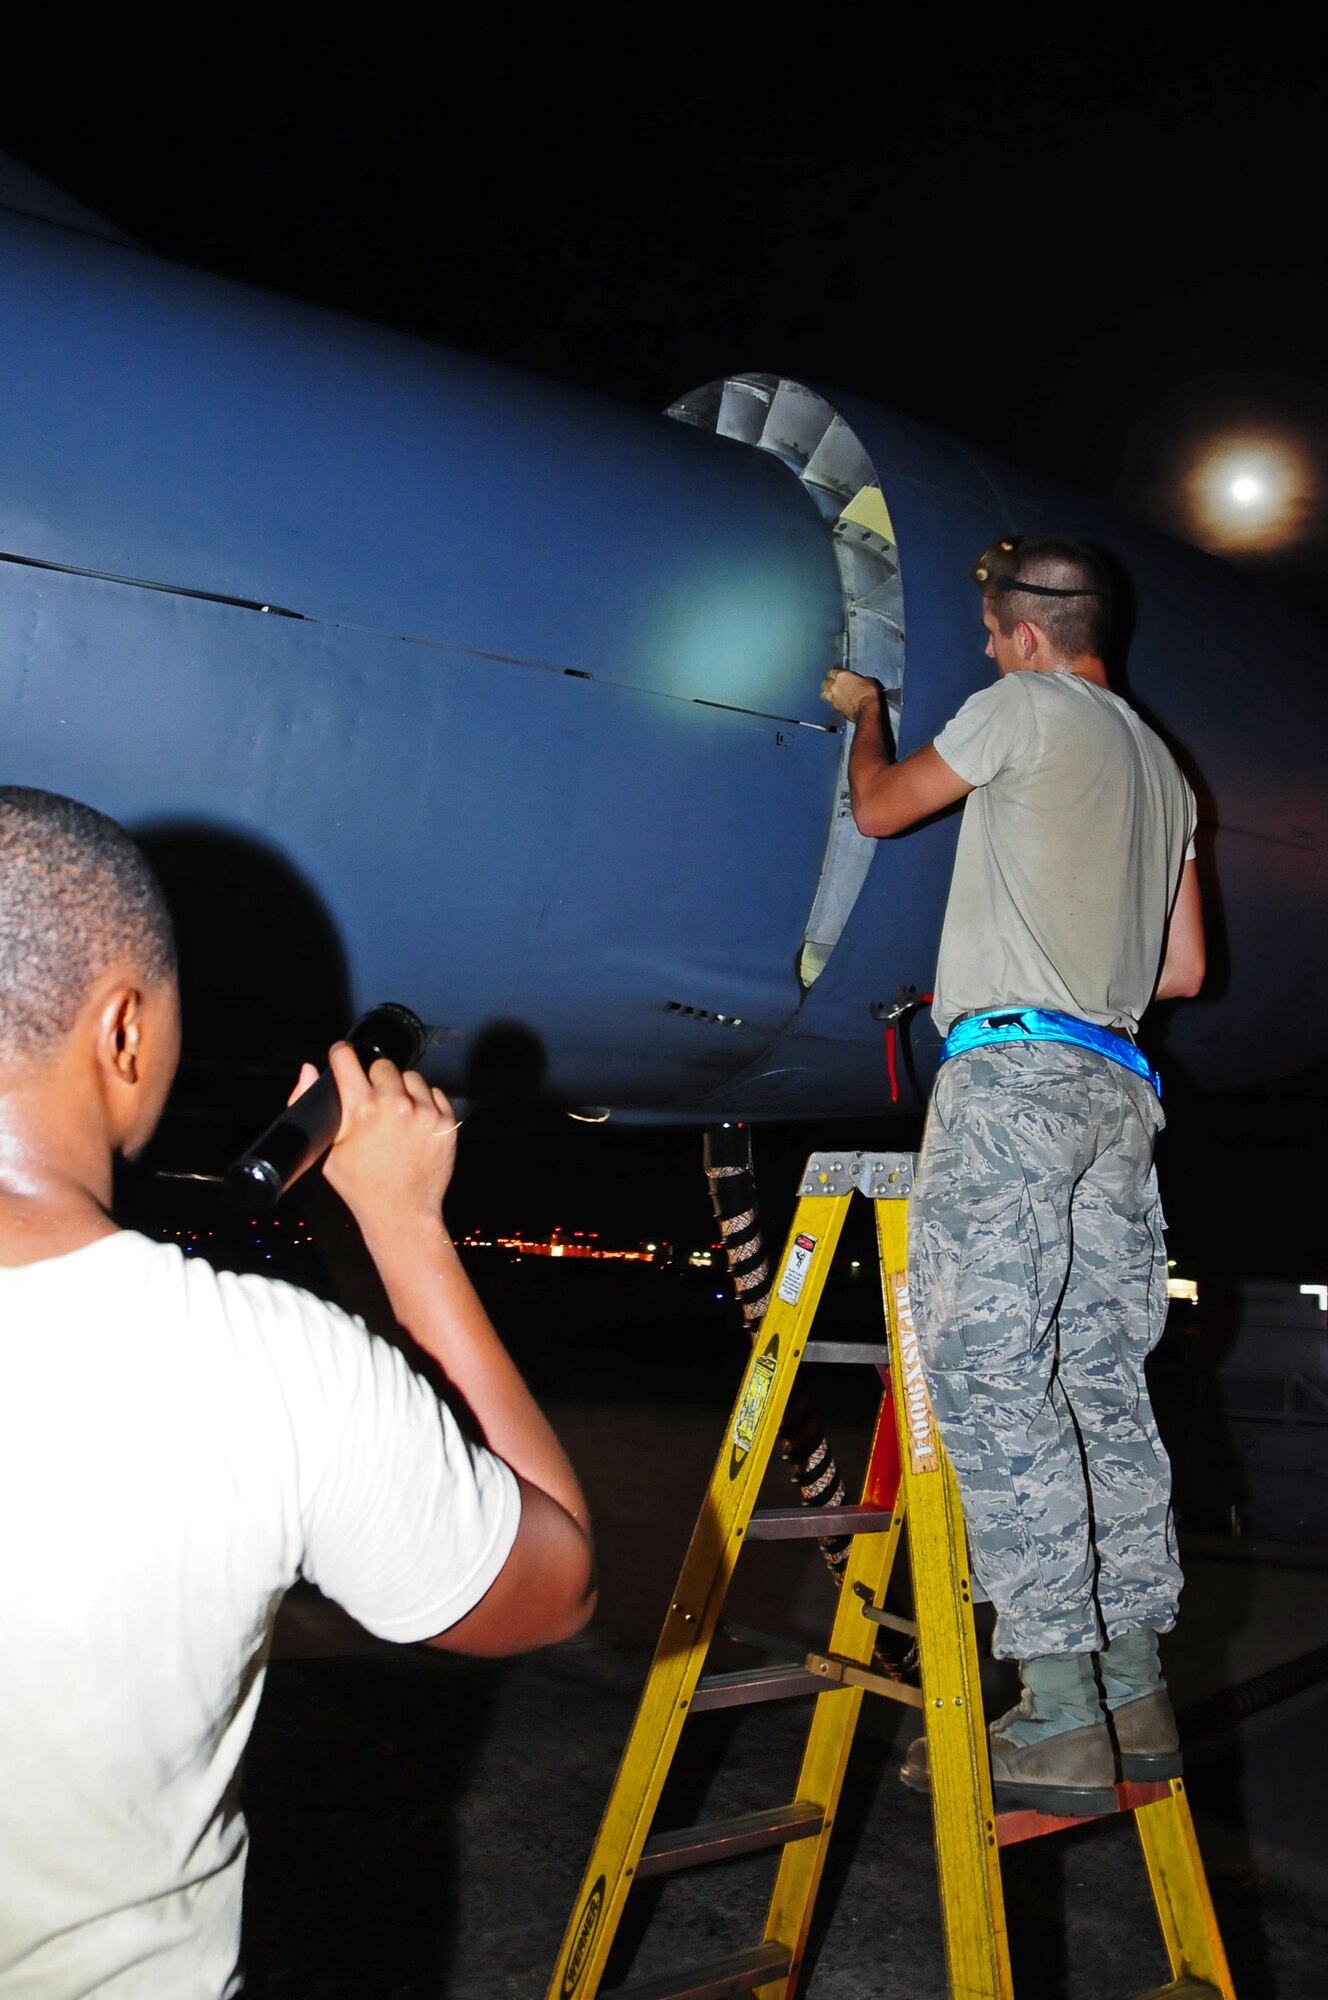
[982,537,1115,661]
[0,788,176,1060]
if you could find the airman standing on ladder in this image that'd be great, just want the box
[823,535,1207,1816]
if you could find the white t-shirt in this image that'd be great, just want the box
[0,1232,520,1997]
[931,670,1197,1036]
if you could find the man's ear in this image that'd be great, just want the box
[95,985,145,1087]
[1015,619,1040,660]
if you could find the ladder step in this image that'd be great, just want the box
[801,1338,889,1366]
[604,1942,790,2000]
[1126,1981,1223,2000]
[996,1778,1172,1847]
[637,1802,824,1877]
[692,1661,830,1710]
[746,1503,891,1540]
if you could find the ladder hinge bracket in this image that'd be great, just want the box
[799,1151,915,1200]
[803,1647,926,1707]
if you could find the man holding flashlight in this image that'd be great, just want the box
[0,786,594,1995]
[823,537,1204,1815]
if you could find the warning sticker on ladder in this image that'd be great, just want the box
[731,1343,778,1460]
[776,1232,817,1305]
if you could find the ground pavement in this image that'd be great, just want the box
[239,1383,1328,1999]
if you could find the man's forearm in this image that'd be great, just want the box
[358,1211,592,1534]
[846,684,896,826]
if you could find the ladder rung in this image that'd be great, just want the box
[996,1778,1172,1847]
[1126,1981,1222,2000]
[746,1503,892,1540]
[692,1661,830,1710]
[637,1802,824,1876]
[802,1338,889,1366]
[604,1942,790,2000]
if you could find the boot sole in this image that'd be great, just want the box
[991,1778,1119,1816]
[1119,1749,1183,1782]
[901,1764,1120,1816]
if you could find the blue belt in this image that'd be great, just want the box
[940,1008,1161,1097]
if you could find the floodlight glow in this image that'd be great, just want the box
[1185,432,1313,551]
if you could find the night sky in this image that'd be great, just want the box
[8,29,1328,604]
[6,30,1327,1271]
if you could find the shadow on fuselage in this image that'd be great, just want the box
[135,821,353,1080]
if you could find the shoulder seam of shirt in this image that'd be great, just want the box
[935,675,1023,786]
[933,733,985,787]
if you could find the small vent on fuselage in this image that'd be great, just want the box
[665,1001,745,1028]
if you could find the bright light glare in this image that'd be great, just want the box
[1186,433,1312,551]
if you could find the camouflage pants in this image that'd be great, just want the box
[908,1040,1182,1660]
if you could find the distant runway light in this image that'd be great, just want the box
[1186,432,1312,552]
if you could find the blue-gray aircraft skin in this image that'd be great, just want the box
[1,167,1324,1118]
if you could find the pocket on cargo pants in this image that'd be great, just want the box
[911,1173,1044,1378]
[908,1055,1073,1388]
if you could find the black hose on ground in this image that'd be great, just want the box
[704,1123,852,1581]
[1179,1641,1328,1749]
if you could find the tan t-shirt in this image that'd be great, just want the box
[930,669,1196,1037]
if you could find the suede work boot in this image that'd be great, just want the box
[901,1652,1118,1816]
[985,1653,1116,1814]
[1099,1628,1182,1781]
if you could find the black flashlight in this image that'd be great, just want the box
[223,1002,428,1210]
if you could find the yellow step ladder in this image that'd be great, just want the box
[547,1150,1236,2000]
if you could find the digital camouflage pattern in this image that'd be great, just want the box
[908,1040,1182,1660]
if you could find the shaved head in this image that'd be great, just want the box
[982,537,1115,661]
[0,789,176,1063]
